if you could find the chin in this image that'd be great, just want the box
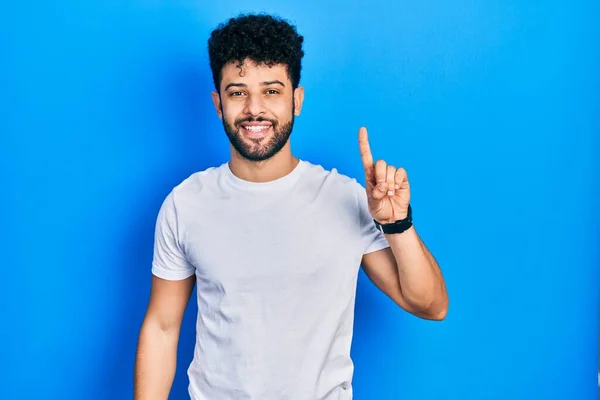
[224,118,293,162]
[238,150,278,162]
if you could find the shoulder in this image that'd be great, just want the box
[300,160,362,189]
[171,163,226,197]
[157,163,227,213]
[299,160,366,211]
[303,161,356,186]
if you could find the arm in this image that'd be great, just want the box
[361,227,448,320]
[356,126,448,320]
[134,274,196,399]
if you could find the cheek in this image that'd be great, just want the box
[267,99,294,118]
[221,103,243,121]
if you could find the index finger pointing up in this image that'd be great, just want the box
[358,127,374,172]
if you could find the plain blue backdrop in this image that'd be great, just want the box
[1,1,598,399]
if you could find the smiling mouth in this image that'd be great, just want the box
[239,123,273,138]
[242,125,271,132]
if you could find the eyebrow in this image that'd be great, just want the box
[224,80,286,91]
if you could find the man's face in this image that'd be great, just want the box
[212,59,304,162]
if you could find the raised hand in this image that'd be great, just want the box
[358,127,411,224]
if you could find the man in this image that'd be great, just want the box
[134,13,448,400]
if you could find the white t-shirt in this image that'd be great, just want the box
[151,159,390,400]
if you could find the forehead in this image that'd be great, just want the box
[220,59,290,88]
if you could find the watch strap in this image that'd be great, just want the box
[373,204,413,234]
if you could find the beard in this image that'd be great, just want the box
[221,104,295,162]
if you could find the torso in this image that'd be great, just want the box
[163,159,387,400]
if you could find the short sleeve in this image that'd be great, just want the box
[151,191,196,280]
[354,180,390,255]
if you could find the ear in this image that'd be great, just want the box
[211,91,223,120]
[293,86,305,116]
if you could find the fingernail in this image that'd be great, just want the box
[387,191,394,196]
[395,184,400,189]
[378,184,387,192]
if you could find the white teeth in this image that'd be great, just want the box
[244,125,270,132]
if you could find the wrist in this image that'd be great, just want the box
[374,205,413,234]
[376,215,407,225]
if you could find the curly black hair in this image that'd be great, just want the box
[208,13,305,92]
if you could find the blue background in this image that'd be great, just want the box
[1,1,598,399]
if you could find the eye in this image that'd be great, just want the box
[265,89,279,95]
[229,91,245,97]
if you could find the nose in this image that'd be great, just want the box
[243,93,266,117]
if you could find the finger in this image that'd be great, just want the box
[386,165,396,196]
[358,127,374,173]
[395,167,407,188]
[374,160,387,184]
[372,159,388,200]
[372,181,387,200]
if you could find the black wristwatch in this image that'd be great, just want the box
[373,204,413,234]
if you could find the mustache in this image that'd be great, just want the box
[234,116,277,126]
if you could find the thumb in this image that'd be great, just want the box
[371,182,388,201]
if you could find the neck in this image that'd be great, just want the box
[228,144,299,183]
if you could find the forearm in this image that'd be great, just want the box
[134,320,180,400]
[385,226,448,318]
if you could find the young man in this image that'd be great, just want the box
[134,13,448,400]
